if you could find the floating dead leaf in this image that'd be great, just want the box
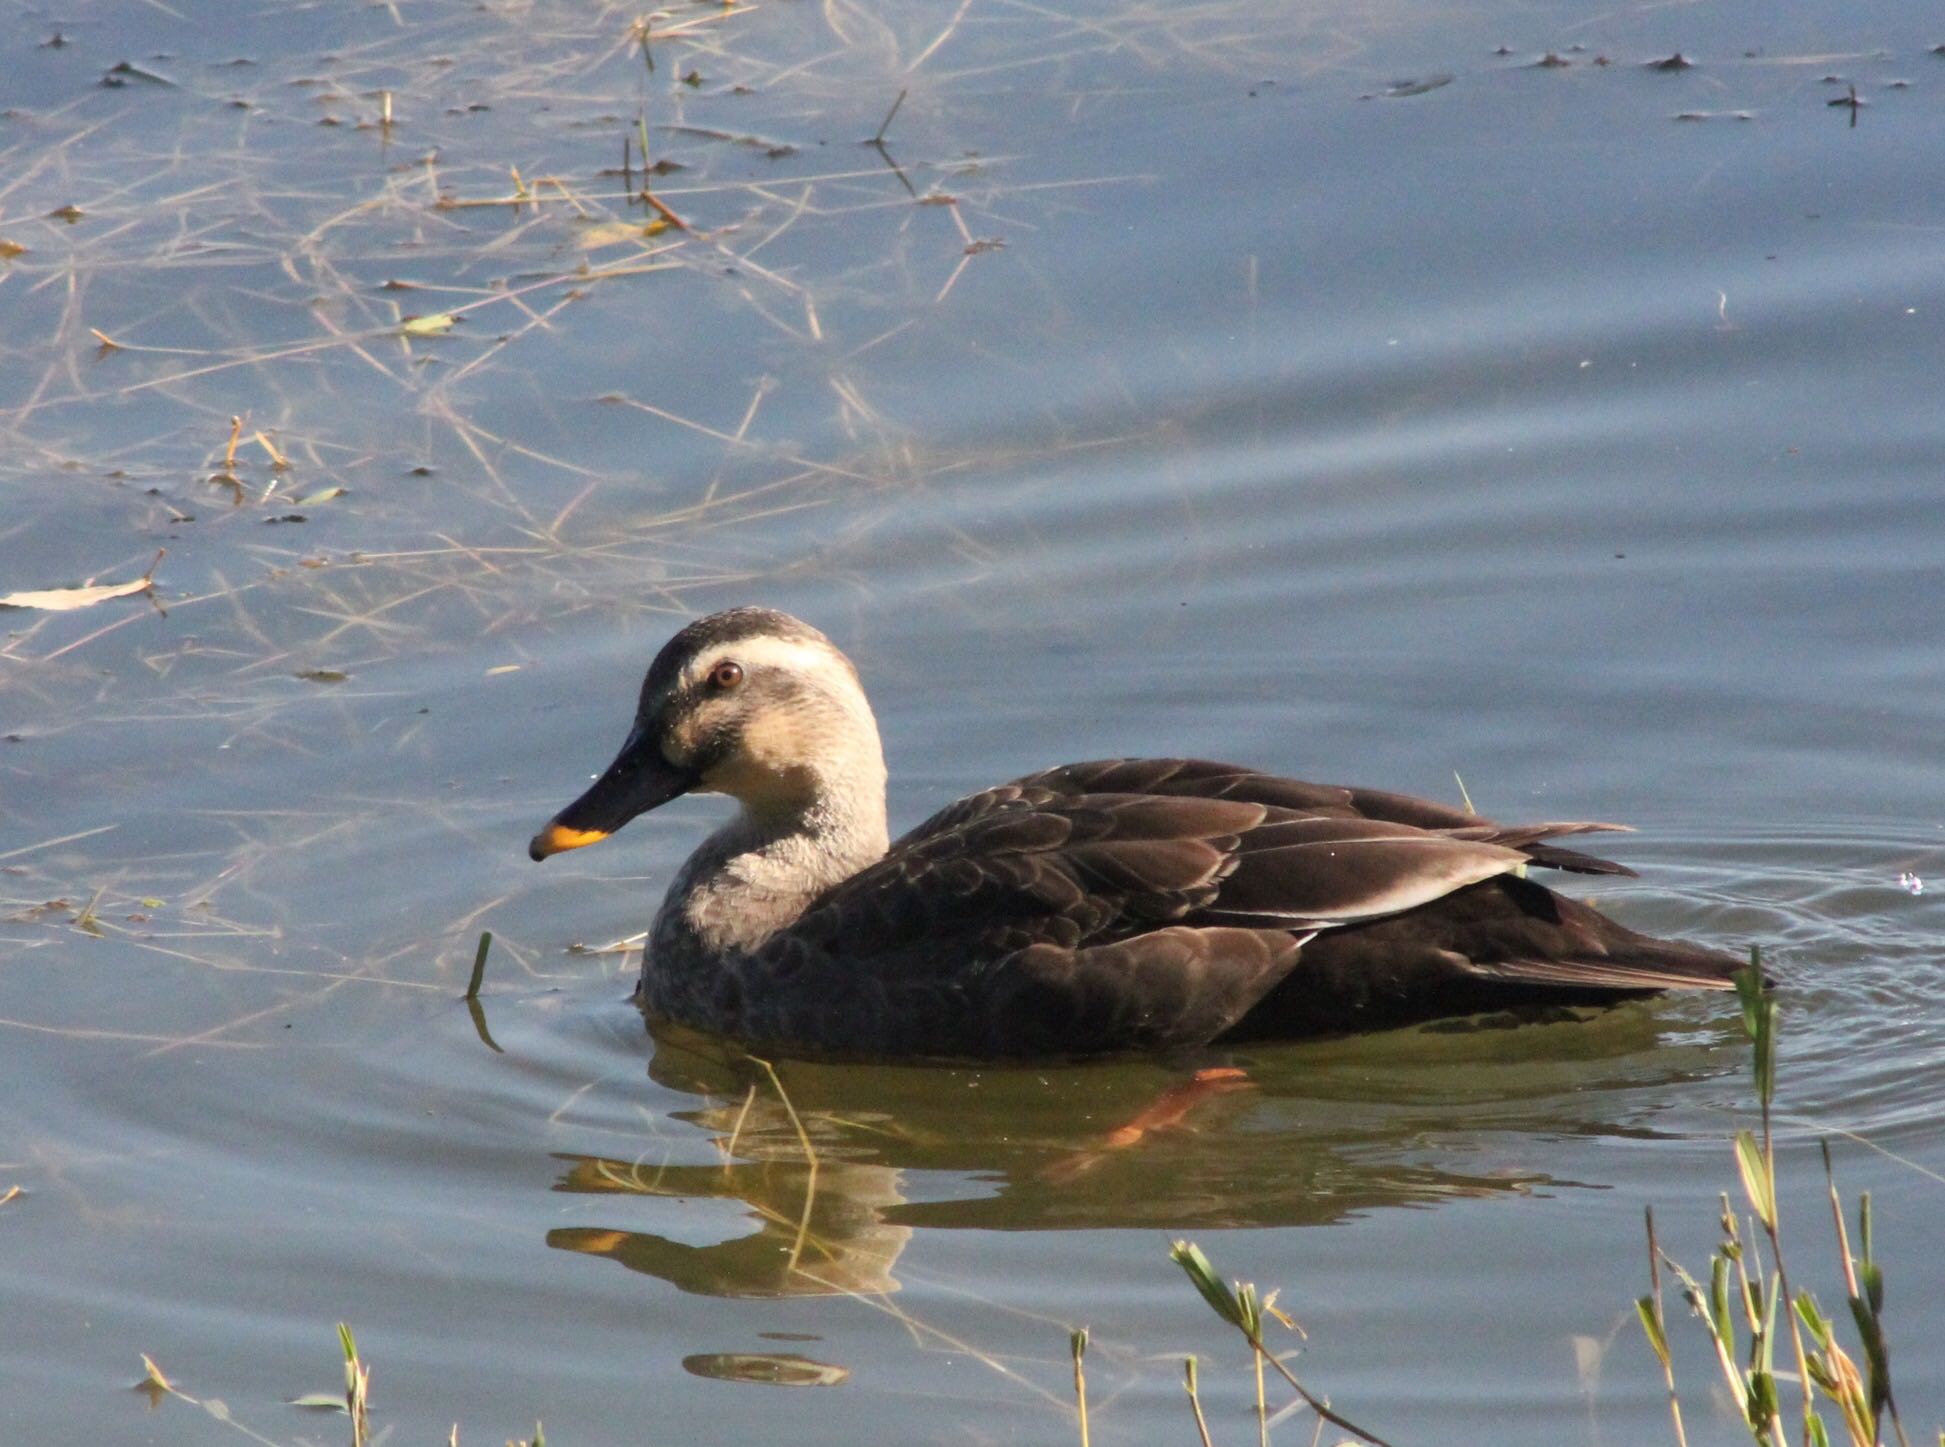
[295,669,350,684]
[1381,73,1453,97]
[0,551,161,611]
[577,219,662,250]
[287,1392,348,1413]
[48,204,84,223]
[664,124,795,156]
[485,664,521,675]
[104,59,174,86]
[294,486,342,505]
[398,312,457,336]
[0,239,26,259]
[681,1353,849,1387]
[0,1185,22,1207]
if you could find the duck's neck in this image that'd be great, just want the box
[657,762,890,960]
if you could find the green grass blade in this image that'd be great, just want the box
[1734,1131,1775,1230]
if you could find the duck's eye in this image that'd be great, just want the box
[707,660,744,691]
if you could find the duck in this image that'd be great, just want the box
[529,607,1742,1061]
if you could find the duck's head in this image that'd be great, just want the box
[528,608,886,861]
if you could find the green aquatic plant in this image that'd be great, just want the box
[337,1323,370,1447]
[1168,1239,1393,1447]
[1072,1326,1093,1447]
[1637,952,1916,1447]
[140,1323,544,1447]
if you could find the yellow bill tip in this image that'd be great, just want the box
[528,822,610,861]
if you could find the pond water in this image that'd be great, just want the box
[2,0,1940,1442]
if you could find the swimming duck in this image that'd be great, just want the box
[529,608,1740,1061]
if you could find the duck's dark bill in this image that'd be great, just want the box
[529,726,698,861]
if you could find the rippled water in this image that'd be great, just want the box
[2,0,1940,1442]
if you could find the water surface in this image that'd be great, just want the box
[2,1,1941,1442]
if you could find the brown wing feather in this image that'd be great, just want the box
[1011,760,1637,874]
[1198,832,1528,926]
[983,927,1303,1057]
[747,790,1306,1057]
[792,790,1264,958]
[736,760,1733,1058]
[1222,876,1738,1040]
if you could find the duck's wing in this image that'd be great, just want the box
[757,787,1306,1056]
[789,788,1275,961]
[873,777,1553,942]
[753,776,1588,1057]
[1188,812,1536,930]
[1010,758,1640,877]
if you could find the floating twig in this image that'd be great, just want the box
[872,87,907,146]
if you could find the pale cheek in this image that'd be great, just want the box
[661,722,696,767]
[735,713,799,771]
[666,701,731,766]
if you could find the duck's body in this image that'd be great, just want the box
[531,609,1741,1061]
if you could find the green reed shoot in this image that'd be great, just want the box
[1072,1327,1092,1447]
[1638,949,1918,1447]
[1169,1239,1394,1447]
[338,1322,370,1447]
[466,930,493,999]
[1638,1205,1691,1447]
[1183,1355,1216,1447]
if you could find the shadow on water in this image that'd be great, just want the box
[546,1002,1734,1298]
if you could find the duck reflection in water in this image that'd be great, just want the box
[545,1009,1729,1300]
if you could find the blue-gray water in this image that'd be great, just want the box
[2,1,1940,1442]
